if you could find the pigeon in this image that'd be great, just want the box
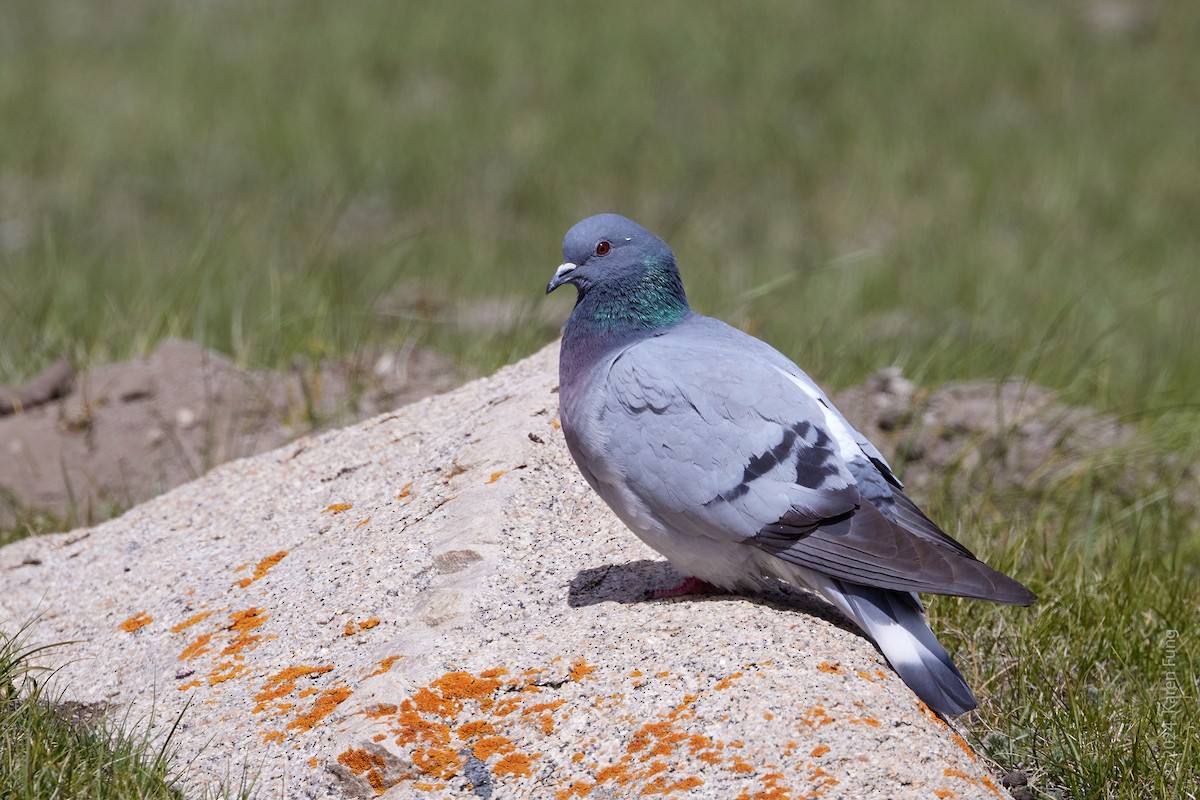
[546,213,1035,717]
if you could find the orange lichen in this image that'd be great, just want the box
[179,632,215,660]
[714,672,742,690]
[392,702,453,749]
[522,699,565,736]
[412,686,462,718]
[645,775,703,794]
[308,757,319,768]
[805,764,839,792]
[119,612,153,633]
[229,607,268,631]
[431,671,506,707]
[366,655,402,678]
[200,608,269,677]
[396,482,413,499]
[552,686,749,796]
[268,664,334,685]
[550,419,560,429]
[287,686,352,732]
[170,610,215,633]
[816,662,843,674]
[338,747,385,774]
[729,756,755,774]
[934,790,957,800]
[472,735,515,760]
[219,631,262,658]
[325,503,353,514]
[494,752,534,777]
[917,699,945,725]
[353,668,552,792]
[457,720,497,738]
[236,550,288,588]
[557,781,593,799]
[250,664,343,731]
[262,730,285,744]
[344,617,382,637]
[177,679,202,691]
[523,699,566,715]
[356,517,371,528]
[850,717,881,728]
[570,659,597,682]
[209,660,250,685]
[691,738,715,762]
[366,703,399,719]
[800,706,835,727]
[253,683,295,709]
[950,731,977,760]
[412,745,463,779]
[811,745,830,758]
[357,662,806,797]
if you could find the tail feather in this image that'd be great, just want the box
[817,577,978,716]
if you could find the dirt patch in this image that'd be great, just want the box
[834,367,1193,506]
[0,339,463,527]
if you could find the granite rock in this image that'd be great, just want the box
[0,342,1006,799]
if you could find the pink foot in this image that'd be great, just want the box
[651,576,725,599]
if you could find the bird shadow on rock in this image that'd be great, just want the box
[567,559,864,640]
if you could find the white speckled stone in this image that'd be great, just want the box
[0,343,1003,800]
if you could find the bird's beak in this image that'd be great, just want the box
[545,262,577,294]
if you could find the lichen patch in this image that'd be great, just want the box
[236,551,289,589]
[119,612,153,633]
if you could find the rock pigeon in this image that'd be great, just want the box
[546,213,1036,717]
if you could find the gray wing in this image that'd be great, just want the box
[602,324,1035,605]
[602,335,861,544]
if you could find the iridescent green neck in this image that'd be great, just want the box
[574,256,689,334]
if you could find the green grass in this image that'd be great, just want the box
[1,1,1197,797]
[0,622,254,799]
[928,419,1200,798]
[2,0,1198,408]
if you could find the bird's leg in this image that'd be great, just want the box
[651,576,724,599]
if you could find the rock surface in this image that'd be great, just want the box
[3,342,1041,799]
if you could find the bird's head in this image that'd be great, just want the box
[546,214,676,295]
[546,214,689,333]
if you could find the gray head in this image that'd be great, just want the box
[546,214,689,332]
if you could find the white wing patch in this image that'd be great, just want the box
[773,366,862,463]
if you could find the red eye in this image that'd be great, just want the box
[595,241,611,256]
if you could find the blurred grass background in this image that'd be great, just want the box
[0,1,1196,798]
[2,0,1197,409]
